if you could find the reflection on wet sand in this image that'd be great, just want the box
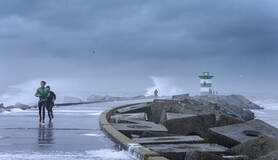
[38,122,54,145]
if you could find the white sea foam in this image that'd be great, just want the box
[81,133,103,137]
[88,112,102,116]
[252,99,278,110]
[86,149,132,159]
[0,149,133,160]
[252,99,278,128]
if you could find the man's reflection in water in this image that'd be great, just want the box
[38,122,54,145]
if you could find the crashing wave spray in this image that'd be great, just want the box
[145,76,185,97]
[0,78,92,106]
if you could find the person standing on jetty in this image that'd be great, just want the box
[154,89,159,98]
[35,81,50,124]
[46,86,56,121]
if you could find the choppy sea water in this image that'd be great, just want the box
[252,99,278,128]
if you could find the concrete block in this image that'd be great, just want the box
[255,150,278,160]
[128,143,160,160]
[117,103,150,114]
[231,136,278,159]
[221,155,248,160]
[110,112,146,123]
[133,136,204,145]
[209,119,278,147]
[145,143,228,160]
[216,114,243,127]
[163,114,216,138]
[185,151,224,160]
[111,122,168,134]
[147,156,169,160]
[166,113,196,120]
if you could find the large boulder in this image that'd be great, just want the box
[185,151,224,160]
[151,95,255,122]
[172,94,190,101]
[216,115,244,127]
[145,143,228,160]
[255,150,278,160]
[150,100,184,123]
[190,95,256,121]
[208,119,278,148]
[163,114,216,138]
[232,136,278,160]
[193,95,263,110]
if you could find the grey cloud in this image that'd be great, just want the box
[0,0,277,95]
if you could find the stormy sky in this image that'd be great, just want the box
[0,0,278,97]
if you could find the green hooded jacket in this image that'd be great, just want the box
[35,87,50,102]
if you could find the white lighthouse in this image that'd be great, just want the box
[199,72,214,95]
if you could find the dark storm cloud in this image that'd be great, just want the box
[0,0,277,94]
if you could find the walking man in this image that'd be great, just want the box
[35,81,50,124]
[46,86,56,121]
[154,89,159,98]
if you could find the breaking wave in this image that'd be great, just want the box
[145,76,185,97]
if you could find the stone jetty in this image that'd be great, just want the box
[100,94,278,160]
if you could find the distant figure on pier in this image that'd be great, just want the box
[154,89,159,98]
[35,81,50,125]
[46,86,56,121]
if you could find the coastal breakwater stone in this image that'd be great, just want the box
[172,94,190,101]
[175,95,257,121]
[255,150,278,160]
[231,136,278,160]
[147,157,169,160]
[209,119,278,147]
[141,131,179,138]
[151,96,255,125]
[133,136,204,145]
[111,122,168,134]
[221,155,248,160]
[192,95,259,121]
[150,100,183,123]
[117,103,151,114]
[185,151,224,160]
[145,143,228,160]
[186,152,248,160]
[110,112,146,123]
[193,95,263,110]
[166,113,197,121]
[163,114,216,138]
[216,115,244,127]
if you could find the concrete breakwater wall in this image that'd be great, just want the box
[100,95,278,160]
[99,102,169,160]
